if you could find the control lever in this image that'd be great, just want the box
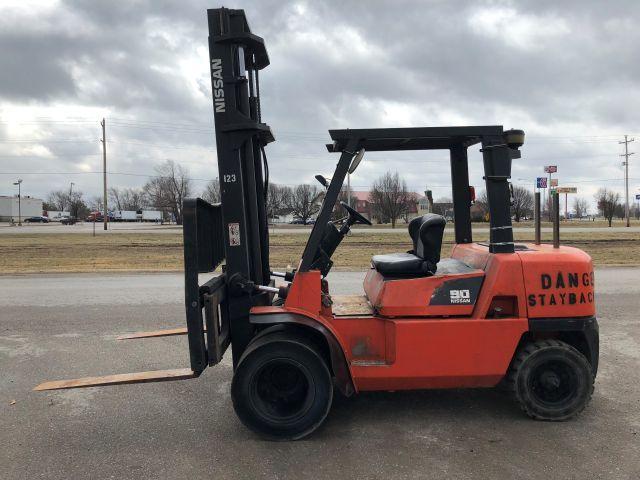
[229,273,289,298]
[271,270,295,281]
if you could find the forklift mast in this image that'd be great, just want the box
[182,8,275,372]
[207,7,273,285]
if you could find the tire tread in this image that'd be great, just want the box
[507,339,594,421]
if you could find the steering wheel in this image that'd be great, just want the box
[340,201,372,226]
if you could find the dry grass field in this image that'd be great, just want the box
[0,228,638,274]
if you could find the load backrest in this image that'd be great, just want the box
[409,214,446,265]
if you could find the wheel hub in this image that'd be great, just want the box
[251,358,314,422]
[540,371,561,389]
[529,359,578,406]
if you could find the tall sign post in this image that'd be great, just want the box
[544,165,557,220]
[556,186,577,219]
[534,191,541,244]
[537,177,547,218]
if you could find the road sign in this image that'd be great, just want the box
[544,165,558,173]
[556,187,577,194]
[537,177,547,188]
[636,194,640,200]
[550,179,558,187]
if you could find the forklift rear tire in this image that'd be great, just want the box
[508,339,594,421]
[231,332,333,440]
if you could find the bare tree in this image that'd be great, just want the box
[266,183,292,220]
[614,203,625,219]
[369,171,410,228]
[595,188,620,227]
[331,189,359,221]
[143,160,192,225]
[68,190,88,219]
[89,196,104,212]
[47,190,71,212]
[511,185,534,222]
[573,197,589,218]
[109,187,123,211]
[472,189,489,221]
[202,178,221,204]
[109,187,146,211]
[287,184,320,224]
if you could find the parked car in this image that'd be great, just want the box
[289,219,305,224]
[24,216,49,223]
[61,216,77,225]
[86,212,115,222]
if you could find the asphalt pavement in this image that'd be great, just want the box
[1,269,639,479]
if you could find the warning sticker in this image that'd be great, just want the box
[229,223,241,246]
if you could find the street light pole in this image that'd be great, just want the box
[13,179,22,226]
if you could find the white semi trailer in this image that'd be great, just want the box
[116,210,138,221]
[142,210,162,222]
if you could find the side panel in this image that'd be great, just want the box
[351,317,527,391]
[363,268,485,317]
[472,252,528,319]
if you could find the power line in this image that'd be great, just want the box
[1,117,636,135]
[0,139,96,143]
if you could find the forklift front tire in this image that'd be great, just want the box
[508,339,594,421]
[231,333,333,440]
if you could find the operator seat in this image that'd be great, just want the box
[370,214,446,277]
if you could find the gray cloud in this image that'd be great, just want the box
[0,0,637,207]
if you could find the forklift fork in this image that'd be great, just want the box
[34,369,198,391]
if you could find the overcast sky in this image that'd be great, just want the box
[0,0,638,210]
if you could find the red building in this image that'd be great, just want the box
[350,191,422,223]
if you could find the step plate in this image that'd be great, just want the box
[34,368,197,391]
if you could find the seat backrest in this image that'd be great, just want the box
[408,216,422,252]
[408,214,446,265]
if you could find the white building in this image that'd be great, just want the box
[0,195,44,222]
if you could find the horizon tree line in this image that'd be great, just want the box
[42,161,632,227]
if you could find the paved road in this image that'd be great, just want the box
[1,270,639,479]
[2,221,640,234]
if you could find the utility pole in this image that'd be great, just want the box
[620,135,634,227]
[347,172,351,207]
[101,118,108,231]
[69,181,75,218]
[13,179,22,226]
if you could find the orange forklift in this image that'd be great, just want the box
[36,8,598,440]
